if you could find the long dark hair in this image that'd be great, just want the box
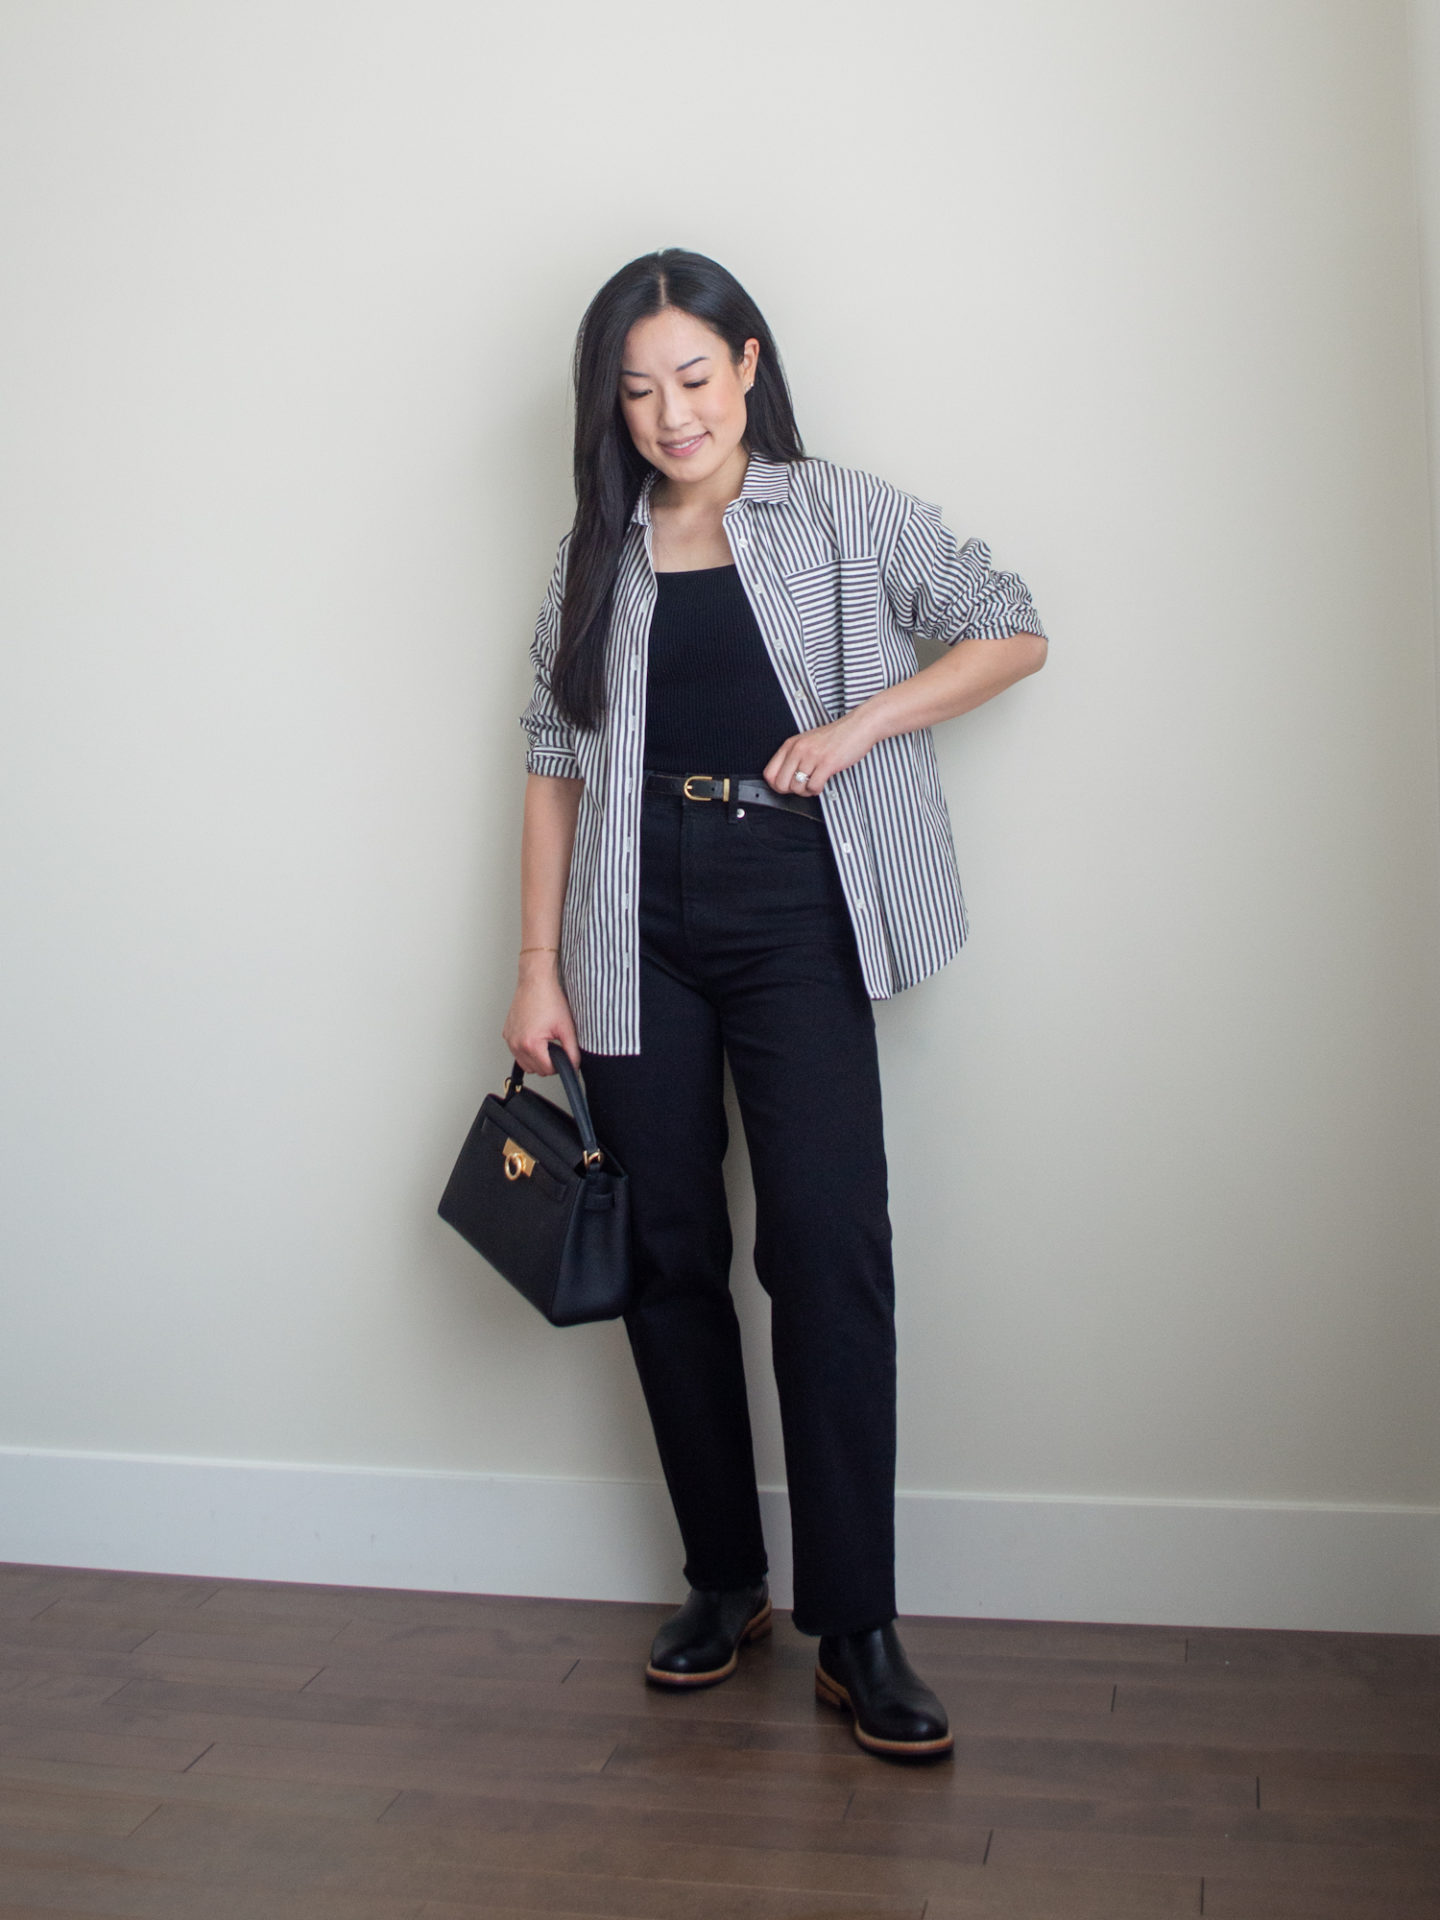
[552,248,805,731]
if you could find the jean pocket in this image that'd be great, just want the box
[740,802,829,852]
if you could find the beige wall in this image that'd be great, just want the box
[2,1,1437,1596]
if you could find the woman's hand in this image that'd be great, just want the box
[502,956,581,1076]
[762,707,879,799]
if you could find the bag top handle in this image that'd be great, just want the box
[506,1042,603,1165]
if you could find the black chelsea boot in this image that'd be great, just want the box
[815,1621,953,1758]
[645,1580,772,1687]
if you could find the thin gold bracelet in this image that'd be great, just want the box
[519,945,559,955]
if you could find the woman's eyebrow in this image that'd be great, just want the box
[621,355,711,377]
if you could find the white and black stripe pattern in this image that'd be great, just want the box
[519,452,1046,1055]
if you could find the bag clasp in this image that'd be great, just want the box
[502,1138,536,1181]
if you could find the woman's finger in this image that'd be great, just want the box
[503,1033,552,1075]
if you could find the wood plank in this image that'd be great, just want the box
[988,1822,1440,1885]
[186,1720,621,1774]
[923,1868,1201,1917]
[851,1756,1259,1817]
[417,1889,921,1920]
[297,1652,599,1701]
[0,1642,323,1694]
[1259,1770,1440,1816]
[29,1604,347,1648]
[1253,1749,1440,1784]
[0,1627,156,1658]
[0,1726,213,1773]
[1184,1628,1440,1678]
[0,1903,140,1920]
[0,1876,424,1920]
[0,1785,158,1838]
[326,1619,669,1664]
[0,1582,72,1622]
[854,1795,1440,1848]
[183,1740,633,1793]
[1201,1879,1440,1918]
[416,1888,918,1920]
[0,1679,129,1713]
[1100,1664,1402,1703]
[110,1627,372,1669]
[1109,1683,1440,1752]
[378,1771,850,1828]
[0,1755,399,1823]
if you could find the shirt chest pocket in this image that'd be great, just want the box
[781,555,888,718]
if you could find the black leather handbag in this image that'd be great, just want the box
[437,1042,631,1326]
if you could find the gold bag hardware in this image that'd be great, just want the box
[502,1138,536,1182]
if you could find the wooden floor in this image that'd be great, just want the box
[0,1563,1436,1919]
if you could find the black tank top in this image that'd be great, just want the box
[642,564,800,775]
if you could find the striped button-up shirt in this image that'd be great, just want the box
[520,451,1046,1055]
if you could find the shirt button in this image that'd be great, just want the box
[622,893,630,906]
[841,843,852,854]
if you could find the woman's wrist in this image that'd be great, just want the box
[844,697,891,754]
[517,945,561,979]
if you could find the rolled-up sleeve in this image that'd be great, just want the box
[518,535,582,779]
[882,493,1047,646]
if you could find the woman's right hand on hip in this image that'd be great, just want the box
[503,965,581,1075]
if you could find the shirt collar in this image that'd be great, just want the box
[629,450,794,526]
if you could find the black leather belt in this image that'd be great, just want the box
[642,770,823,820]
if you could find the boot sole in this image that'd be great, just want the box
[814,1664,955,1757]
[645,1600,773,1688]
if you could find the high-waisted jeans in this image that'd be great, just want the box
[580,784,897,1636]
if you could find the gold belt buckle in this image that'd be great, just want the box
[682,774,730,802]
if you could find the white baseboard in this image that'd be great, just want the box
[0,1446,1435,1632]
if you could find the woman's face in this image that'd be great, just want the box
[619,307,759,491]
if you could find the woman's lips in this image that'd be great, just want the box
[659,433,707,457]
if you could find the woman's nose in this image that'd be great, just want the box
[657,388,695,429]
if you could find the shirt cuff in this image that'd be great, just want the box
[958,611,1048,643]
[525,744,583,779]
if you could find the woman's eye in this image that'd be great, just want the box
[623,390,650,401]
[684,379,708,388]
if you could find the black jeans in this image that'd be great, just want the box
[581,785,897,1637]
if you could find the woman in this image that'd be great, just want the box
[503,248,1046,1761]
